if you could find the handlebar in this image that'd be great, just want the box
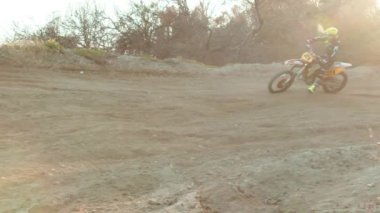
[305,43,314,53]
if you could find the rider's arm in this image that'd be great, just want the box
[330,38,340,59]
[329,45,339,59]
[321,42,340,68]
[306,36,325,44]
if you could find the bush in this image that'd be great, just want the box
[44,39,63,53]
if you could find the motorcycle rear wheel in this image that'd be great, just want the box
[322,72,348,93]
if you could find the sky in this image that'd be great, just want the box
[0,0,232,42]
[0,0,128,41]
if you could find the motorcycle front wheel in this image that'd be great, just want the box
[268,69,295,94]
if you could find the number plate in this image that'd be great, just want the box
[301,52,314,63]
[325,68,344,77]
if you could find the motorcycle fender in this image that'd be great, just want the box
[334,67,344,75]
[335,62,352,68]
[284,59,304,66]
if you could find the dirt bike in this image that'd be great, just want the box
[268,44,352,94]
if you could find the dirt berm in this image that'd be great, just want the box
[0,50,379,212]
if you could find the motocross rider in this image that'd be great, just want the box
[306,27,340,93]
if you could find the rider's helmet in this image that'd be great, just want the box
[322,27,339,43]
[324,27,338,36]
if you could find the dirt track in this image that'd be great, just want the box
[0,64,379,212]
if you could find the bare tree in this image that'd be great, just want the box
[174,0,190,16]
[11,22,35,41]
[113,0,160,54]
[10,16,78,48]
[63,1,114,49]
[235,0,264,59]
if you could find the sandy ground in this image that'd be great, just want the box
[0,62,379,213]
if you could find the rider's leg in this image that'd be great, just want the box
[308,60,333,93]
[308,75,321,93]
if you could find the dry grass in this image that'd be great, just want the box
[0,42,105,71]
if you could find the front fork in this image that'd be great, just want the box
[293,65,308,81]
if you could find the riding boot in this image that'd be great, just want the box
[308,77,321,93]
